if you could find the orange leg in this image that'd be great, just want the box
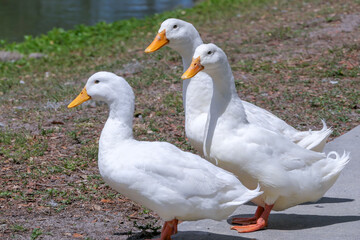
[232,206,264,225]
[149,219,179,240]
[231,204,273,233]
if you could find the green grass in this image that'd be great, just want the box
[30,228,43,240]
[10,224,28,233]
[0,0,268,96]
[265,26,300,41]
[0,131,48,164]
[163,92,183,113]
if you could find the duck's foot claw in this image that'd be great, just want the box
[231,218,267,233]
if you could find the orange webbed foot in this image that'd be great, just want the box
[231,217,267,233]
[232,204,273,233]
[232,206,264,225]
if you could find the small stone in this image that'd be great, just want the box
[0,51,23,62]
[241,74,248,80]
[322,78,339,84]
[45,101,62,110]
[28,53,46,59]
[19,80,25,84]
[93,204,102,211]
[48,199,58,207]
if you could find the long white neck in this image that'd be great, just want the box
[172,36,203,108]
[203,61,248,157]
[100,98,134,148]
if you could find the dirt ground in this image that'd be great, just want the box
[1,0,359,239]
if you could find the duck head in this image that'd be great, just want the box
[181,43,227,79]
[68,71,134,108]
[145,18,201,53]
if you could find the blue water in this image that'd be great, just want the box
[0,0,193,42]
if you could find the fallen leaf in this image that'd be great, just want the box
[73,233,84,238]
[100,199,114,204]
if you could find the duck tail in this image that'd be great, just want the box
[305,151,350,203]
[322,151,350,182]
[296,119,332,152]
[223,184,262,207]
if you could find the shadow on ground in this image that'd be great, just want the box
[173,231,253,240]
[300,196,354,205]
[128,230,252,240]
[244,196,354,207]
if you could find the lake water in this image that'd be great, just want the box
[0,0,193,42]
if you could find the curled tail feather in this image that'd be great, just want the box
[296,119,332,152]
[322,151,350,181]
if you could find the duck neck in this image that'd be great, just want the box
[172,37,203,110]
[208,62,238,111]
[203,62,247,157]
[100,99,134,146]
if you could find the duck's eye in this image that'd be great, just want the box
[173,25,178,29]
[94,80,100,84]
[207,51,212,55]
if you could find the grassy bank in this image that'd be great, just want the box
[0,0,268,99]
[1,0,359,239]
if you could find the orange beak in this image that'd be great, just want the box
[68,87,91,108]
[144,29,169,53]
[181,56,204,80]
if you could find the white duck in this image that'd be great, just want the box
[182,44,350,233]
[145,18,332,154]
[68,71,262,239]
